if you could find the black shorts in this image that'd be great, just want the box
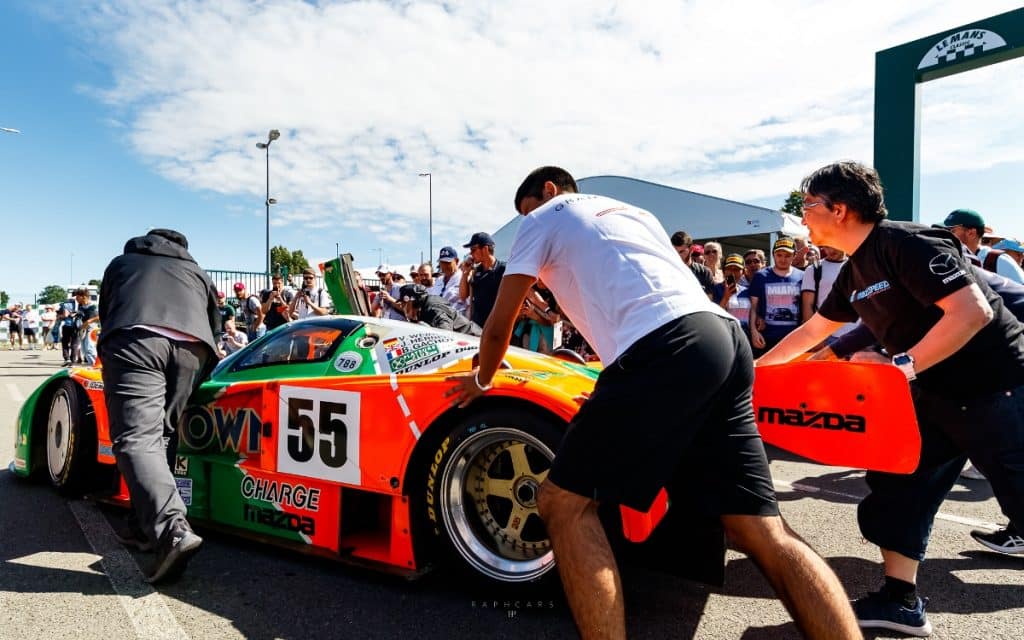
[548,311,779,517]
[9,324,21,334]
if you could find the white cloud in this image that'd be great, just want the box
[62,0,1024,253]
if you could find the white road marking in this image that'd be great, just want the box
[7,382,25,403]
[68,501,190,640]
[774,478,1001,532]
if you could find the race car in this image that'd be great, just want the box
[10,315,608,583]
[9,260,921,586]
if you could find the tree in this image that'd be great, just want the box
[270,245,310,278]
[0,291,7,308]
[38,285,68,305]
[781,190,804,218]
[88,278,102,288]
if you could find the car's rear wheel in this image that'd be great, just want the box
[45,380,97,494]
[420,407,561,583]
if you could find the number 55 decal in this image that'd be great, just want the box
[277,386,361,485]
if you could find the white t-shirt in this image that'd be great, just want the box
[801,259,856,337]
[430,271,465,313]
[977,246,1024,284]
[294,288,332,319]
[505,193,734,363]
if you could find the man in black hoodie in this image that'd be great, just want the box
[398,283,482,335]
[98,229,220,583]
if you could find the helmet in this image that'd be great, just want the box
[398,283,429,306]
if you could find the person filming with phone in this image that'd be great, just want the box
[289,267,331,319]
[712,254,752,333]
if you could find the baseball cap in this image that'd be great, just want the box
[940,209,992,233]
[994,238,1024,252]
[437,246,458,263]
[301,267,317,277]
[773,237,796,253]
[399,283,428,302]
[463,232,495,248]
[724,254,744,269]
[376,263,392,275]
[216,290,226,299]
[690,244,704,256]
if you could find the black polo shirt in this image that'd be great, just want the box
[470,260,506,327]
[819,220,1024,397]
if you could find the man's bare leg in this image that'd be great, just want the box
[880,548,919,583]
[538,481,625,640]
[723,514,862,640]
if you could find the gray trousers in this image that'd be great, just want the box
[100,328,211,545]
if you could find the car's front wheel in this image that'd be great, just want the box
[420,407,561,583]
[45,380,97,494]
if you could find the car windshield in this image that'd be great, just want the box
[230,318,362,372]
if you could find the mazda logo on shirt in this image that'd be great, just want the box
[928,253,958,276]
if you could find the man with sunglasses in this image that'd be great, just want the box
[758,161,1024,637]
[289,267,331,319]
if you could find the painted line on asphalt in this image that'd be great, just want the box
[68,501,190,640]
[775,478,1001,532]
[6,382,25,403]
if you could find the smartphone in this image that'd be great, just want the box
[726,274,736,285]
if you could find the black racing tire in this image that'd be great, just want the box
[417,406,563,584]
[44,379,98,495]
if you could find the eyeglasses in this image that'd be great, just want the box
[303,276,315,280]
[802,199,831,212]
[744,259,763,265]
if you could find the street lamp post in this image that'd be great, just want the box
[257,129,281,288]
[418,172,432,263]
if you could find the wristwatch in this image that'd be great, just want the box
[891,352,916,381]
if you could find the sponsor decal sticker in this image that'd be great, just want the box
[13,457,26,470]
[333,350,363,373]
[173,455,189,476]
[243,503,315,535]
[98,443,114,457]
[241,475,321,512]
[758,407,866,433]
[86,381,104,391]
[175,478,193,506]
[181,405,262,453]
[277,386,361,485]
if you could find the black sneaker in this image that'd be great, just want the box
[971,526,1024,556]
[113,521,154,552]
[146,522,202,584]
[853,590,932,637]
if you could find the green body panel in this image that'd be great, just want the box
[10,369,72,477]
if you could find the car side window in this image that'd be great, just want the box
[231,320,359,371]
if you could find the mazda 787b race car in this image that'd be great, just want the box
[10,315,619,583]
[9,263,920,586]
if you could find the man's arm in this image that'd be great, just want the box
[800,290,815,326]
[897,284,993,375]
[748,295,765,348]
[755,312,845,365]
[446,274,535,407]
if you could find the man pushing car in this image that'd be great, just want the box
[446,166,860,640]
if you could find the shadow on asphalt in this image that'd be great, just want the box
[4,465,1019,640]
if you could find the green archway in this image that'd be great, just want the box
[874,8,1024,221]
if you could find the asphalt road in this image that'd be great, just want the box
[1,347,1020,639]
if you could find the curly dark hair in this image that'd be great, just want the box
[800,161,888,224]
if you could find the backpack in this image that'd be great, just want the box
[811,263,824,312]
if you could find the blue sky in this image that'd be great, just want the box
[2,1,1023,304]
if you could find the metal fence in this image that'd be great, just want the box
[206,269,382,300]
